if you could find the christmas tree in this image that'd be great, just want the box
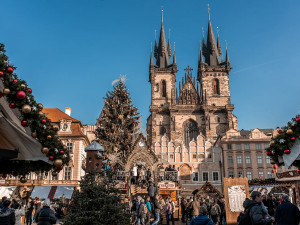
[63,172,131,225]
[96,79,140,158]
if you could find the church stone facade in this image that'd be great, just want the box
[146,12,238,194]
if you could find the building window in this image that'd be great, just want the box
[213,79,220,95]
[217,117,221,123]
[228,156,233,164]
[236,144,241,150]
[64,167,72,180]
[257,155,262,164]
[169,154,174,159]
[256,143,261,150]
[207,153,212,158]
[266,156,270,164]
[193,154,197,159]
[246,156,251,164]
[238,171,243,177]
[192,172,199,182]
[246,171,252,180]
[228,171,234,178]
[162,80,167,97]
[202,172,209,181]
[199,154,205,159]
[213,172,219,181]
[160,126,166,135]
[258,171,264,179]
[184,120,198,146]
[264,143,269,149]
[227,144,232,150]
[244,144,250,150]
[237,156,242,164]
[67,142,73,153]
[267,172,272,179]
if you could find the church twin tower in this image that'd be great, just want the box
[146,11,238,148]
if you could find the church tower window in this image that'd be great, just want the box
[162,80,167,97]
[184,120,198,146]
[160,126,166,135]
[213,79,220,95]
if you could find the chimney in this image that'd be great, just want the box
[65,107,71,116]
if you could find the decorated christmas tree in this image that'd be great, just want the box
[96,79,140,159]
[63,172,130,225]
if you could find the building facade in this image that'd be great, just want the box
[146,12,237,194]
[221,128,273,180]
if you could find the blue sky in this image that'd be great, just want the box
[1,0,300,130]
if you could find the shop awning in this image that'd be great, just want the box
[31,186,75,199]
[0,186,17,199]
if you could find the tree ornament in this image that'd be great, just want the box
[52,171,58,177]
[2,174,7,178]
[291,137,296,141]
[16,91,26,100]
[20,176,27,183]
[271,169,275,174]
[13,79,18,83]
[9,103,16,108]
[54,148,59,154]
[284,149,291,154]
[59,150,64,154]
[20,84,26,89]
[3,88,10,95]
[38,111,44,117]
[49,156,54,161]
[270,159,276,165]
[278,129,283,134]
[41,147,49,154]
[38,104,43,110]
[273,164,278,169]
[31,132,37,138]
[119,115,124,119]
[279,139,285,144]
[0,71,3,77]
[41,119,46,124]
[47,135,52,140]
[6,67,13,74]
[21,120,28,127]
[286,129,294,134]
[27,88,32,93]
[266,151,272,156]
[63,145,68,150]
[21,105,31,113]
[298,168,300,174]
[63,154,67,158]
[295,117,300,123]
[54,159,63,167]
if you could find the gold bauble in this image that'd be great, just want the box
[3,88,10,95]
[38,103,43,111]
[20,84,26,89]
[286,129,294,134]
[41,147,49,154]
[38,111,44,117]
[63,145,68,150]
[47,135,52,140]
[20,176,27,183]
[31,132,37,138]
[21,105,31,114]
[54,159,63,167]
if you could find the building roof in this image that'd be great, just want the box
[43,108,80,123]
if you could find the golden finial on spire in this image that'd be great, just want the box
[161,6,164,23]
[208,4,210,20]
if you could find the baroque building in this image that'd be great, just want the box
[145,12,238,194]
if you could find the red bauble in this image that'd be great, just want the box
[271,169,275,174]
[6,67,13,74]
[291,137,296,141]
[21,120,28,127]
[298,168,300,174]
[0,71,3,77]
[278,130,283,134]
[27,88,32,93]
[59,165,64,170]
[273,164,278,169]
[49,156,54,161]
[13,79,18,83]
[284,149,291,154]
[266,151,272,156]
[59,150,64,154]
[16,91,26,100]
[2,174,7,178]
[41,119,46,124]
[296,117,300,123]
[9,103,16,108]
[49,119,52,123]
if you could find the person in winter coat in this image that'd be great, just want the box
[169,199,175,225]
[13,203,25,225]
[0,200,15,225]
[25,198,34,225]
[210,199,221,225]
[148,182,156,203]
[135,196,142,225]
[191,197,200,219]
[181,198,187,223]
[151,195,161,225]
[163,199,172,225]
[274,194,300,225]
[189,206,213,225]
[243,191,273,225]
[145,197,151,225]
[35,199,56,225]
[138,199,147,225]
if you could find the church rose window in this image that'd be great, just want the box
[184,120,198,146]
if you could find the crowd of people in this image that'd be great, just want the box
[0,196,60,225]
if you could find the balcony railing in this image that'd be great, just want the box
[155,171,178,182]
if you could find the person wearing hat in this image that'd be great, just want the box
[189,206,213,225]
[242,191,274,225]
[274,194,300,225]
[35,199,57,225]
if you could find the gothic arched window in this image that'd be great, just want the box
[213,79,220,95]
[162,80,167,97]
[184,120,198,146]
[160,126,166,135]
